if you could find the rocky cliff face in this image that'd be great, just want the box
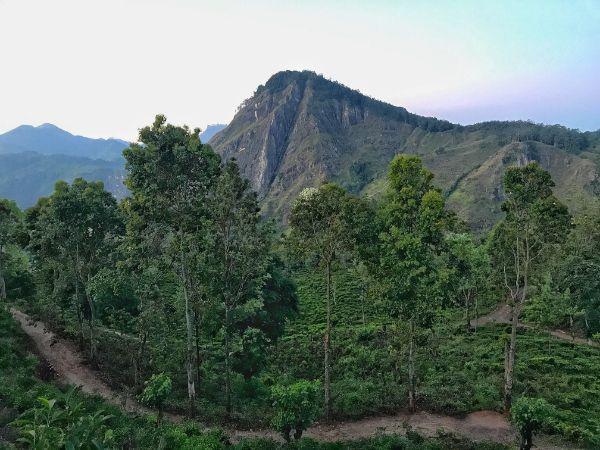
[210,70,600,229]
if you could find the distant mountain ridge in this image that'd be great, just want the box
[0,152,126,208]
[210,70,600,229]
[200,124,227,143]
[0,122,229,208]
[0,123,128,161]
[0,123,129,207]
[2,71,599,227]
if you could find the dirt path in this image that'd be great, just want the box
[470,304,599,347]
[10,307,518,445]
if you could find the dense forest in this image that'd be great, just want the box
[1,116,599,450]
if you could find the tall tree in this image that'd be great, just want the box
[203,160,272,417]
[555,206,600,336]
[123,115,221,416]
[445,233,491,331]
[375,155,449,412]
[27,179,122,362]
[289,183,363,419]
[0,199,23,301]
[489,163,570,412]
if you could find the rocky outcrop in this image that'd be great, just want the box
[210,70,600,227]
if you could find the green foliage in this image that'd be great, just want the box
[5,115,600,449]
[522,275,577,329]
[511,397,555,450]
[375,155,449,323]
[271,380,322,441]
[140,373,172,410]
[13,393,115,449]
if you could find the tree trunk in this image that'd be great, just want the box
[194,309,202,388]
[408,319,416,412]
[224,305,232,418]
[294,424,303,440]
[181,245,196,417]
[85,290,97,365]
[0,270,6,301]
[323,261,333,420]
[0,247,6,300]
[465,293,471,332]
[134,332,147,389]
[503,303,518,413]
[519,428,533,450]
[474,295,479,332]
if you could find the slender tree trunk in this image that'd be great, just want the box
[72,254,85,348]
[180,245,196,417]
[294,424,303,440]
[361,284,366,325]
[465,293,470,332]
[408,319,416,412]
[0,270,6,301]
[520,428,533,450]
[194,309,202,388]
[85,290,97,365]
[323,261,332,420]
[224,305,232,418]
[474,295,479,333]
[134,332,147,389]
[503,302,519,413]
[0,246,6,300]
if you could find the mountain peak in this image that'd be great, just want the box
[37,123,62,130]
[0,124,128,161]
[210,70,600,227]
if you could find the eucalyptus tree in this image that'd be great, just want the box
[288,183,363,419]
[375,155,449,412]
[203,160,272,417]
[489,163,570,412]
[0,199,23,301]
[123,115,221,416]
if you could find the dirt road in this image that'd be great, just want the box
[470,304,599,347]
[10,307,518,444]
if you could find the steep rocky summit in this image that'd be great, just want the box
[210,70,600,229]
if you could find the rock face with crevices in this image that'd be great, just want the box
[210,70,600,229]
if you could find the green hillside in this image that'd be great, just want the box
[210,71,600,230]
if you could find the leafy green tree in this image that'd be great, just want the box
[203,160,272,417]
[288,183,361,419]
[554,207,600,335]
[445,233,491,331]
[139,373,173,425]
[0,199,23,301]
[271,380,321,442]
[489,163,570,412]
[26,179,123,363]
[511,397,555,450]
[123,115,220,416]
[522,274,579,331]
[375,155,449,412]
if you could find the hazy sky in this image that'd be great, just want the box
[1,0,599,140]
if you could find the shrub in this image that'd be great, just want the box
[271,380,321,442]
[511,397,555,450]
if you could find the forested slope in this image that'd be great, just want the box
[210,71,600,229]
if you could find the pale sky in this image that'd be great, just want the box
[1,0,599,140]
